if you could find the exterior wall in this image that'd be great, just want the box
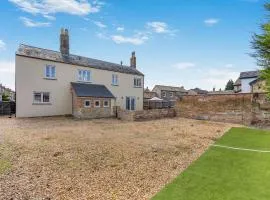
[16,56,144,117]
[251,80,266,93]
[176,93,270,125]
[241,78,257,93]
[234,85,241,93]
[72,95,113,119]
[118,108,176,121]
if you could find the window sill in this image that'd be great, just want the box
[77,81,92,83]
[32,103,52,105]
[111,84,119,86]
[134,86,142,88]
[44,77,57,80]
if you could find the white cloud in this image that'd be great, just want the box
[147,21,169,33]
[96,32,109,39]
[43,14,55,20]
[204,18,219,26]
[116,26,124,32]
[20,17,51,27]
[0,40,6,51]
[173,62,196,70]
[9,0,103,16]
[225,64,233,68]
[0,61,15,90]
[93,21,106,28]
[111,34,149,45]
[199,68,239,90]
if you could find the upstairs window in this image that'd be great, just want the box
[134,78,142,88]
[170,92,174,97]
[112,74,119,86]
[45,65,56,79]
[78,69,91,82]
[162,91,166,97]
[33,92,50,104]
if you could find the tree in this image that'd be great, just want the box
[251,3,270,97]
[2,94,9,101]
[225,79,234,90]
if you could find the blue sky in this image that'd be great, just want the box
[0,0,265,90]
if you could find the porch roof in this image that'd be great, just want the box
[71,82,115,98]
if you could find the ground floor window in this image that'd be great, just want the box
[103,100,109,107]
[94,100,100,107]
[126,97,135,111]
[84,100,91,107]
[33,92,50,104]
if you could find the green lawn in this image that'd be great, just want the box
[152,127,270,200]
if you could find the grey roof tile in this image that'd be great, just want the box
[239,71,259,79]
[71,82,115,98]
[16,44,144,76]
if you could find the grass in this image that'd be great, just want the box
[152,127,270,200]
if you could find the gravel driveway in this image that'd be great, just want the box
[0,116,236,200]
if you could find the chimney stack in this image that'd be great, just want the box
[60,28,69,55]
[130,51,136,68]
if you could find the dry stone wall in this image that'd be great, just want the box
[176,93,270,125]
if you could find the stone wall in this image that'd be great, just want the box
[118,108,176,121]
[72,96,113,119]
[176,93,270,125]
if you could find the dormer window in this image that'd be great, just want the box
[45,65,56,79]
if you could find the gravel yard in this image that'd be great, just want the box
[0,116,236,200]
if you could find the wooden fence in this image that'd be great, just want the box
[0,102,16,115]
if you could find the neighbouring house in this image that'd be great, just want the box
[187,88,208,95]
[16,28,144,118]
[235,70,260,93]
[250,78,266,93]
[152,85,188,101]
[0,84,15,101]
[233,78,241,93]
[144,87,157,100]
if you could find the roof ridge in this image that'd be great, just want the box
[19,44,134,69]
[17,44,144,76]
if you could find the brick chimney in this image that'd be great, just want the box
[60,28,69,55]
[130,51,136,68]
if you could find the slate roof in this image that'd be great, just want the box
[71,82,115,98]
[239,71,259,79]
[153,85,187,93]
[16,44,144,76]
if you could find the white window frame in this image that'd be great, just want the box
[162,91,166,97]
[126,96,136,111]
[170,92,174,97]
[33,92,51,104]
[78,69,91,82]
[84,100,91,108]
[112,74,119,86]
[94,100,100,108]
[134,77,142,88]
[103,100,109,107]
[45,65,56,79]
